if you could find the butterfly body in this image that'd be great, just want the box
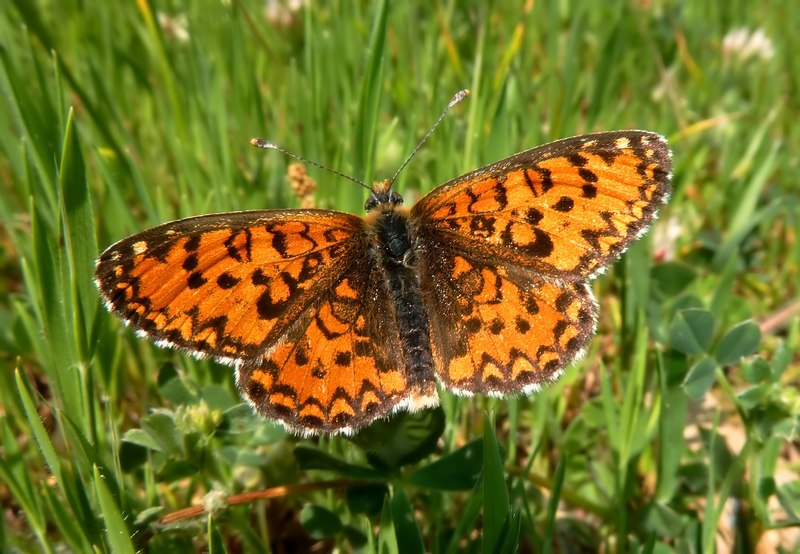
[96,130,672,435]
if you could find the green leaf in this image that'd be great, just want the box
[655,386,688,502]
[159,373,199,406]
[714,320,761,366]
[651,262,697,297]
[391,489,424,553]
[354,0,389,183]
[58,108,97,351]
[15,369,63,487]
[682,357,718,401]
[770,341,791,378]
[293,444,387,480]
[495,511,521,554]
[209,514,225,554]
[93,465,135,554]
[542,455,568,552]
[299,504,342,539]
[0,420,48,548]
[139,412,182,456]
[642,501,686,538]
[736,385,770,410]
[482,413,510,554]
[669,309,715,355]
[346,483,389,516]
[409,439,483,491]
[741,356,772,384]
[350,407,445,469]
[445,480,483,554]
[343,524,369,550]
[378,494,399,554]
[121,428,163,452]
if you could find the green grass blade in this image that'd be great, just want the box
[378,493,399,554]
[482,411,510,553]
[59,108,98,360]
[354,0,389,183]
[390,489,424,553]
[93,465,136,554]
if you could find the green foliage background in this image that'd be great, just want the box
[1,0,798,551]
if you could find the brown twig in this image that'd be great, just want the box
[158,478,370,525]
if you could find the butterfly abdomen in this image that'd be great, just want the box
[370,209,436,391]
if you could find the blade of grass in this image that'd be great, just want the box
[93,465,136,554]
[354,0,389,184]
[482,411,510,553]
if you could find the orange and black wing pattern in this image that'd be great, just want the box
[95,210,435,434]
[97,129,672,434]
[412,131,672,279]
[412,130,671,394]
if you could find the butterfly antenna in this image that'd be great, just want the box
[389,88,470,187]
[250,138,373,193]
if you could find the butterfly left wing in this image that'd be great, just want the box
[95,210,438,434]
[95,210,362,362]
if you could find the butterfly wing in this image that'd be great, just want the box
[96,210,434,434]
[412,130,672,280]
[417,250,597,394]
[411,130,671,394]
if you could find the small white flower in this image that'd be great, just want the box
[652,215,682,262]
[265,0,306,27]
[157,12,190,43]
[722,28,775,62]
[202,486,229,516]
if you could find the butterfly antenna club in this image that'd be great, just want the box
[390,88,470,187]
[250,138,373,192]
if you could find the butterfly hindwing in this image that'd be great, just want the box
[236,257,438,435]
[416,235,597,394]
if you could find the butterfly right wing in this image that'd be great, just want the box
[415,236,598,395]
[411,131,672,281]
[409,131,671,394]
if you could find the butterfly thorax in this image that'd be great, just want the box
[365,184,436,398]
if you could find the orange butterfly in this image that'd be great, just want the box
[96,92,671,435]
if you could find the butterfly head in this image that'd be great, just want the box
[365,179,403,212]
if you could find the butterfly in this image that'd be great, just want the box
[95,101,671,436]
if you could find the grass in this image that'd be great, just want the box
[1,0,799,551]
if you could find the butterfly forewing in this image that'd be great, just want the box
[95,210,363,361]
[411,130,672,280]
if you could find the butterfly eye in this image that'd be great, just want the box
[364,190,404,212]
[364,195,380,212]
